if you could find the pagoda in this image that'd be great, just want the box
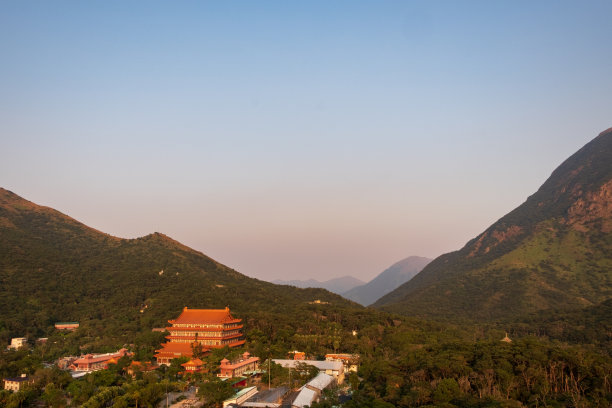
[154,307,244,365]
[181,358,205,373]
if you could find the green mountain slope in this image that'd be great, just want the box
[0,188,376,349]
[374,128,612,321]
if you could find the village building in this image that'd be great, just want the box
[70,348,131,372]
[3,374,33,392]
[54,322,79,331]
[155,307,244,365]
[308,299,330,305]
[273,359,345,384]
[291,372,335,408]
[218,352,260,378]
[291,351,306,360]
[57,356,77,370]
[7,337,27,350]
[325,353,360,372]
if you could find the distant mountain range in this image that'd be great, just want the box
[342,256,432,306]
[272,256,432,305]
[272,276,365,295]
[374,128,612,323]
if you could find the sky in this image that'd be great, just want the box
[1,1,611,282]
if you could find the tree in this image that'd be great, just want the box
[197,377,234,408]
[191,334,205,359]
[432,378,461,404]
[166,357,189,380]
[349,372,359,391]
[42,383,66,408]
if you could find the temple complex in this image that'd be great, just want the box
[154,307,244,365]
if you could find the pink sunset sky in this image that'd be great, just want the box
[1,2,611,281]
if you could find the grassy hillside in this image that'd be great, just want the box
[374,128,612,322]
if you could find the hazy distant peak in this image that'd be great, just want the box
[342,256,432,306]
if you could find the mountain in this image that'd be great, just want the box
[342,256,432,306]
[0,188,376,349]
[272,276,365,295]
[374,128,612,321]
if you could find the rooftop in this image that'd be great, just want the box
[169,307,241,325]
[3,376,30,382]
[307,372,334,391]
[231,385,257,399]
[73,348,129,365]
[182,358,204,367]
[246,386,288,403]
[292,387,318,408]
[220,356,260,369]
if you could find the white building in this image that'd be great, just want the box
[8,337,27,350]
[325,353,360,373]
[291,373,335,408]
[3,374,32,392]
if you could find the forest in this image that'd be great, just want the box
[1,304,611,407]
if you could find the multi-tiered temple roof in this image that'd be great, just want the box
[154,307,244,365]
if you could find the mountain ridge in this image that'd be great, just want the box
[374,129,612,321]
[0,187,374,348]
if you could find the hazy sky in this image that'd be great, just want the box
[1,1,611,282]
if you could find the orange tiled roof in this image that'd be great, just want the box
[155,342,196,355]
[182,358,204,368]
[168,307,241,325]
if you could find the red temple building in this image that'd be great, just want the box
[154,307,244,365]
